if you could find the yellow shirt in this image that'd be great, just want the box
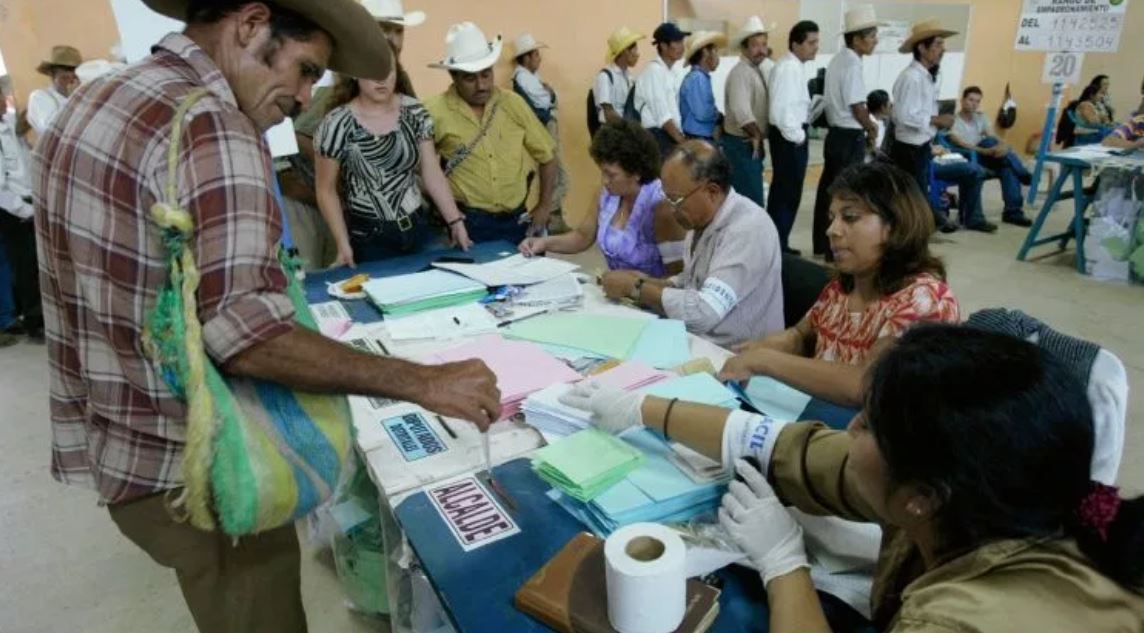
[424,86,555,213]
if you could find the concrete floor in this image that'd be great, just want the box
[1,182,1140,633]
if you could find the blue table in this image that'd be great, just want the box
[395,458,871,633]
[1017,150,1094,273]
[304,240,519,324]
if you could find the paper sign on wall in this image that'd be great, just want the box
[427,476,520,552]
[1014,0,1129,53]
[1042,51,1085,86]
[383,413,448,462]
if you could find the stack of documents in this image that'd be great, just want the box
[640,373,740,408]
[512,273,584,307]
[384,303,498,341]
[727,376,813,422]
[504,313,651,359]
[426,335,581,420]
[523,361,671,438]
[548,430,729,535]
[434,254,580,286]
[532,429,646,502]
[362,270,487,316]
[626,319,690,369]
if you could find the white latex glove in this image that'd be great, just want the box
[719,459,809,585]
[558,381,646,435]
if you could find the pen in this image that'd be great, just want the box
[374,338,390,356]
[453,316,462,326]
[436,414,458,439]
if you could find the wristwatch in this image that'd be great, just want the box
[629,277,645,302]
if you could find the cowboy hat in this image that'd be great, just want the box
[36,46,82,76]
[140,0,393,80]
[841,5,879,34]
[605,26,645,63]
[429,22,503,73]
[898,19,959,54]
[360,0,426,27]
[513,33,547,59]
[683,31,727,65]
[76,59,127,85]
[733,15,775,47]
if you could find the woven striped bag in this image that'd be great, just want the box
[142,88,352,536]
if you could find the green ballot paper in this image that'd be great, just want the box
[532,429,645,502]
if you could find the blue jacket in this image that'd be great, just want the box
[679,68,720,138]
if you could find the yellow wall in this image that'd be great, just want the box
[0,0,121,104]
[400,0,665,226]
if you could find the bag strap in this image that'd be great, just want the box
[444,100,501,177]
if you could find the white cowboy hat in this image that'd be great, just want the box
[841,5,879,34]
[605,26,645,63]
[429,22,503,73]
[76,59,126,85]
[360,0,426,27]
[898,19,959,54]
[733,15,775,47]
[142,0,393,79]
[683,31,727,65]
[513,33,548,58]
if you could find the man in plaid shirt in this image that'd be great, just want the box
[33,1,500,630]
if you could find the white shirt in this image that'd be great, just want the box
[0,116,33,219]
[593,63,633,123]
[513,65,554,112]
[768,52,811,145]
[27,86,68,135]
[892,61,939,146]
[824,47,866,129]
[635,56,682,129]
[759,57,776,86]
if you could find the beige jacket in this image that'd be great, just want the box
[770,423,1144,632]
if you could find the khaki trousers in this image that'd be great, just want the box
[109,492,307,633]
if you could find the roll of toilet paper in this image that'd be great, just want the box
[604,523,687,633]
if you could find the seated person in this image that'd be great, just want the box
[931,144,994,233]
[720,161,959,407]
[948,86,1033,226]
[424,22,558,244]
[519,120,687,277]
[1081,74,1116,126]
[562,325,1144,632]
[1103,112,1144,150]
[316,68,472,267]
[1059,83,1113,148]
[599,140,784,347]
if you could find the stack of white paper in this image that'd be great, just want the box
[384,303,499,341]
[512,273,584,307]
[433,254,580,286]
[523,362,671,438]
[362,270,487,315]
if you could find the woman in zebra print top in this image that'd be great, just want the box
[316,66,472,267]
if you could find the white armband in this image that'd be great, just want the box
[722,410,790,472]
[698,278,739,320]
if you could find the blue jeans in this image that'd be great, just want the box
[0,238,14,330]
[934,159,987,226]
[975,137,1031,214]
[721,134,765,208]
[460,206,530,244]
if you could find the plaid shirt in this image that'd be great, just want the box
[34,34,296,504]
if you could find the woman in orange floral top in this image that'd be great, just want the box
[720,161,959,406]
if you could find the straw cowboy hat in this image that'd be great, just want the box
[76,59,127,85]
[605,26,645,63]
[684,31,727,64]
[36,46,83,75]
[513,33,548,58]
[841,5,879,34]
[140,0,393,79]
[733,15,775,47]
[360,0,426,27]
[898,19,959,54]
[429,22,503,73]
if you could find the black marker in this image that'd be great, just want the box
[436,415,458,439]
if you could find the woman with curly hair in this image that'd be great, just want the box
[719,161,960,407]
[519,119,686,277]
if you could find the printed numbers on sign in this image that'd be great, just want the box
[1041,52,1084,86]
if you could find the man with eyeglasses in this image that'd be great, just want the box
[600,140,784,347]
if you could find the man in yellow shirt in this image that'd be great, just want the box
[425,22,557,244]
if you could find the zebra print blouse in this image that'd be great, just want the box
[316,96,434,231]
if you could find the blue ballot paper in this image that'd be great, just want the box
[727,376,814,422]
[641,372,740,408]
[626,319,690,369]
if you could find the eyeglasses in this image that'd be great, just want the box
[664,183,705,210]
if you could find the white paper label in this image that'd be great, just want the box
[1014,0,1129,53]
[1041,52,1085,85]
[426,476,520,552]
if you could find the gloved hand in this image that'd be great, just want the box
[558,381,646,435]
[719,459,809,585]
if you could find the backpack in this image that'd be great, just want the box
[587,69,638,137]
